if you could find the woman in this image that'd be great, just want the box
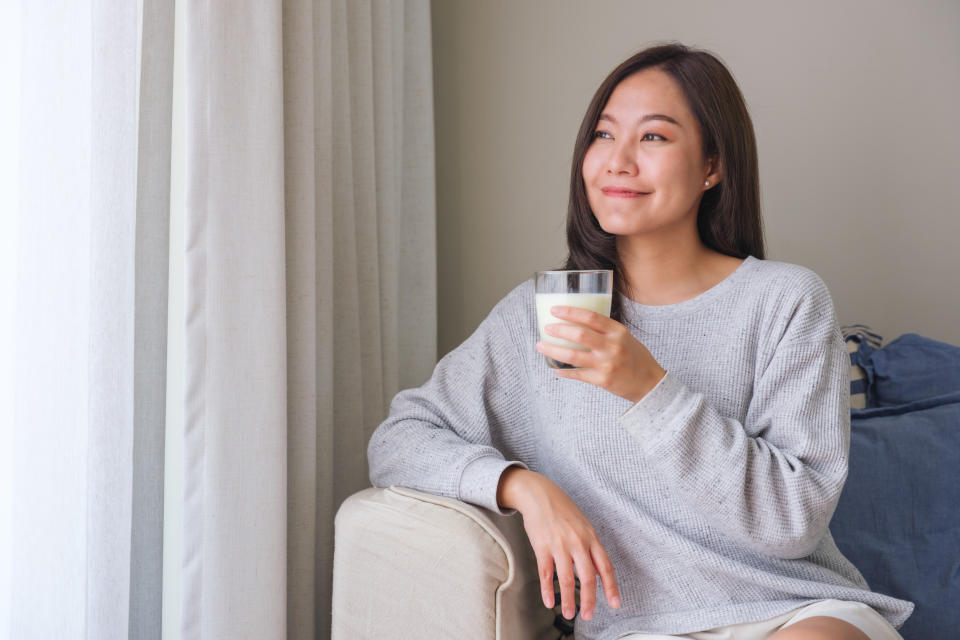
[367,43,913,639]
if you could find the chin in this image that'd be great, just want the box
[593,203,694,239]
[595,221,632,236]
[593,212,649,237]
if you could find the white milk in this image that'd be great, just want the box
[535,292,612,350]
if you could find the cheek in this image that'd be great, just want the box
[581,153,602,210]
[655,155,701,197]
[581,155,602,201]
[673,147,707,185]
[581,148,601,182]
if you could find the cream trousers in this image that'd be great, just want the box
[618,599,903,640]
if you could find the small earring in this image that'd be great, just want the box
[704,181,710,187]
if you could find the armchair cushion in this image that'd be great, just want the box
[332,486,555,639]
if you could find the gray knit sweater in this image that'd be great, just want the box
[367,256,913,638]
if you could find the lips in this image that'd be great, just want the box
[601,187,650,197]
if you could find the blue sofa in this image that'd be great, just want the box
[829,328,960,639]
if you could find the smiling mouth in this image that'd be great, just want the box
[602,189,650,198]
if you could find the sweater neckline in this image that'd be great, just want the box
[620,255,758,321]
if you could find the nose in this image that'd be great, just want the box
[605,139,637,175]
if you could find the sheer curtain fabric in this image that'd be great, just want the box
[8,1,174,637]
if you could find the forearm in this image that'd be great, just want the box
[620,364,849,559]
[368,293,534,513]
[369,415,525,514]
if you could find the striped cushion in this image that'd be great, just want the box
[841,325,882,409]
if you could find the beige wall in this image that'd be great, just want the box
[432,0,960,356]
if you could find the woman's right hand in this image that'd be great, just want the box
[497,467,622,621]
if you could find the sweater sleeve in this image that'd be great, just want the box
[367,288,531,515]
[618,277,850,559]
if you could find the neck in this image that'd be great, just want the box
[616,228,727,305]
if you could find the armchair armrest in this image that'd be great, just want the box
[332,486,556,639]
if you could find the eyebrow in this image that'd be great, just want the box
[598,112,682,127]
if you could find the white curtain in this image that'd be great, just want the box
[6,0,435,638]
[7,1,174,638]
[182,1,436,638]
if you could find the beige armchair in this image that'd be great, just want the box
[332,486,561,639]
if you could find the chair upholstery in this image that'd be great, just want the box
[332,486,556,639]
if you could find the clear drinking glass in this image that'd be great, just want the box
[535,270,613,369]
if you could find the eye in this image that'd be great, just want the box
[592,130,665,142]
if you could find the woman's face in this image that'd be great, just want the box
[581,68,719,240]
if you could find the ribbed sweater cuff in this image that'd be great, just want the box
[618,371,693,452]
[458,456,529,515]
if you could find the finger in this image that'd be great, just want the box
[552,367,603,387]
[553,366,609,392]
[550,305,616,333]
[571,550,598,621]
[544,322,605,350]
[555,553,578,620]
[591,542,621,609]
[533,548,556,609]
[535,341,591,369]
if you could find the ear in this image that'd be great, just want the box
[704,157,723,190]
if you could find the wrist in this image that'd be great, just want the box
[630,366,667,404]
[497,466,533,512]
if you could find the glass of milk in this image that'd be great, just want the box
[534,269,613,369]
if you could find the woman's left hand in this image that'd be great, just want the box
[536,305,666,404]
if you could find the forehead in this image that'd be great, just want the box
[602,68,695,126]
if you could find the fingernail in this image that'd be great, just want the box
[612,596,621,607]
[582,610,592,620]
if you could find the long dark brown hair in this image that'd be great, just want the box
[564,42,765,322]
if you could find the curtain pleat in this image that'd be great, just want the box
[328,0,365,512]
[182,2,288,639]
[130,1,175,637]
[87,1,140,634]
[283,0,320,638]
[396,2,437,393]
[371,0,401,413]
[312,1,338,636]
